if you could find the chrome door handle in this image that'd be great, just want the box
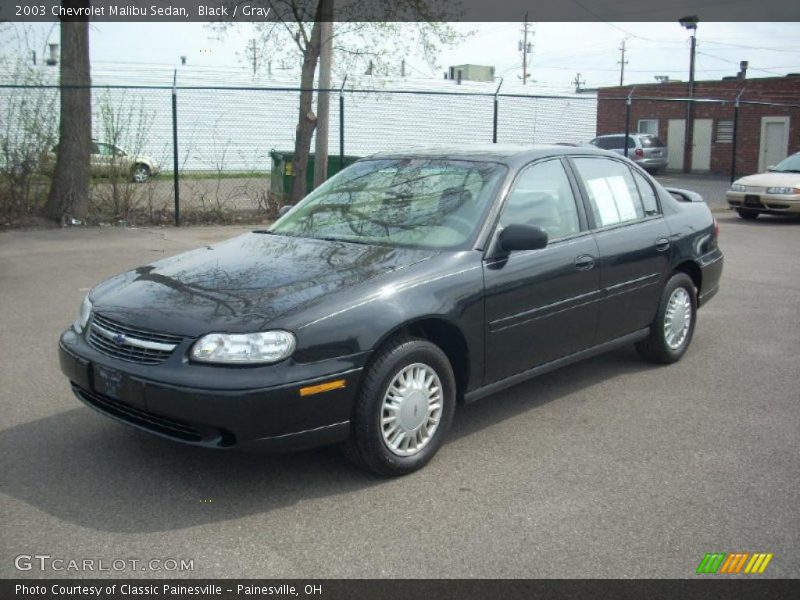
[574,255,595,271]
[655,238,670,252]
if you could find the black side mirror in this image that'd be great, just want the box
[277,204,294,218]
[498,224,548,253]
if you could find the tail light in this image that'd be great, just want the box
[634,148,644,158]
[713,217,720,239]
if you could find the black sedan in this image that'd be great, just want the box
[59,145,723,476]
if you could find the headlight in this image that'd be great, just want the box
[766,186,799,195]
[191,330,296,364]
[730,184,746,192]
[74,295,92,332]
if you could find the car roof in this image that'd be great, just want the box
[363,144,609,167]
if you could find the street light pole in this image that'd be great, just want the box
[679,16,698,173]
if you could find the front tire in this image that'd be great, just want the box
[636,272,697,364]
[345,337,456,476]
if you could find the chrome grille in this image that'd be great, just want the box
[88,313,182,365]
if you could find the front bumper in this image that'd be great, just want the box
[726,191,800,214]
[59,328,363,452]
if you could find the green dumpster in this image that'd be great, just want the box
[269,150,360,202]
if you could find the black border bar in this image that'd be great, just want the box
[3,579,800,600]
[3,0,800,23]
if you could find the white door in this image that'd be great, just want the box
[759,117,789,172]
[667,119,685,171]
[691,119,712,172]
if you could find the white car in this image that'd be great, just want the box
[42,141,161,183]
[727,152,800,219]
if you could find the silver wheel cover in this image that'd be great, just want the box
[381,363,443,457]
[664,287,692,350]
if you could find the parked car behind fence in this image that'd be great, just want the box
[590,134,668,174]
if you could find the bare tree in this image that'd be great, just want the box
[0,27,59,217]
[214,1,462,203]
[44,2,92,223]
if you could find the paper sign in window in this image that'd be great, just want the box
[587,178,620,226]
[606,176,639,221]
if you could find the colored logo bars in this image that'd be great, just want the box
[696,552,773,574]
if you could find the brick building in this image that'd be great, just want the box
[596,76,800,176]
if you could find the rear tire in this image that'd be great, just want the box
[344,337,456,476]
[636,272,697,364]
[737,208,759,220]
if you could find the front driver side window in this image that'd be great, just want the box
[499,159,580,241]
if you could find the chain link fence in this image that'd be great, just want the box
[0,81,601,226]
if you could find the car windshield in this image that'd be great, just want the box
[269,158,507,249]
[772,154,800,173]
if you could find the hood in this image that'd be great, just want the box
[735,172,800,188]
[91,233,435,336]
[133,154,157,166]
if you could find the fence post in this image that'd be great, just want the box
[731,89,744,183]
[171,70,180,226]
[624,88,634,157]
[493,78,503,144]
[339,75,347,173]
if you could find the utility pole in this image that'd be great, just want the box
[519,13,533,85]
[314,0,334,189]
[679,16,699,173]
[573,73,585,93]
[618,39,628,86]
[248,39,258,75]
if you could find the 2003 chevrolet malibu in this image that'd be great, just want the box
[59,145,723,476]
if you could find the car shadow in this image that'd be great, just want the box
[727,214,800,226]
[0,347,650,534]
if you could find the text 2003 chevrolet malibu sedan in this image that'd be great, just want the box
[59,145,723,476]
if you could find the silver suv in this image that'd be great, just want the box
[590,134,668,174]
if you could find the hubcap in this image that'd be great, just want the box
[664,287,692,350]
[381,363,443,457]
[133,167,148,182]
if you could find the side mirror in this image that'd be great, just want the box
[277,204,294,218]
[766,165,776,172]
[498,224,548,253]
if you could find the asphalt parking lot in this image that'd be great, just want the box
[1,208,798,579]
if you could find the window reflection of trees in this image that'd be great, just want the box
[273,159,504,247]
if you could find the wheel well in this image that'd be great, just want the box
[674,260,702,295]
[385,319,470,401]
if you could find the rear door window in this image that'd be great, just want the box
[630,168,660,216]
[572,157,646,227]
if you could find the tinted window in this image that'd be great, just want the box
[640,136,666,148]
[499,159,580,240]
[630,169,660,216]
[271,158,507,249]
[572,157,645,227]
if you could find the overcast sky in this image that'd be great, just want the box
[13,21,800,90]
